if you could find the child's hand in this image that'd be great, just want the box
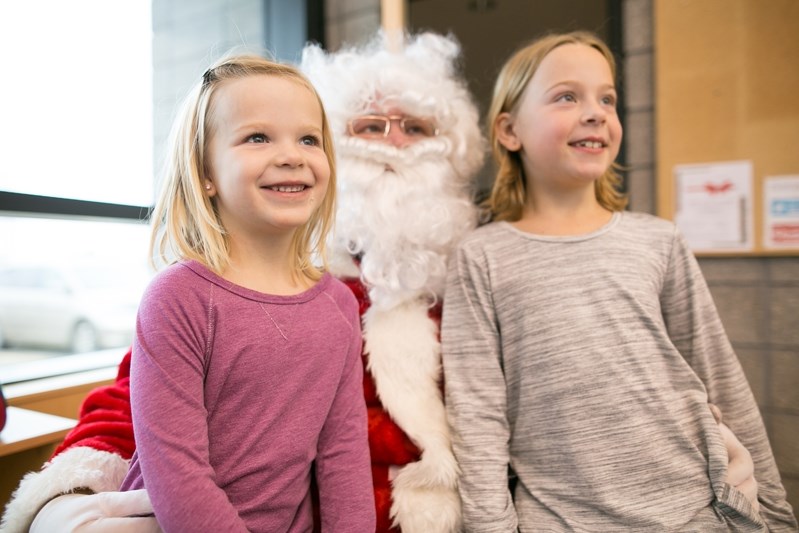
[719,422,759,513]
[712,404,760,514]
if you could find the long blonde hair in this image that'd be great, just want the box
[149,53,337,281]
[486,31,628,222]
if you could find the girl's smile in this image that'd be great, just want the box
[569,137,608,150]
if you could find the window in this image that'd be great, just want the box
[0,1,153,381]
[0,0,319,384]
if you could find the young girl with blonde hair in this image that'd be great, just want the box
[118,53,374,532]
[442,31,796,531]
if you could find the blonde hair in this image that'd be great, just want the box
[486,31,628,222]
[149,53,337,281]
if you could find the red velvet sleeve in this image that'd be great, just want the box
[51,349,136,460]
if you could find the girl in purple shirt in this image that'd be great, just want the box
[119,54,375,532]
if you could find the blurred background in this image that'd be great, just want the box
[0,0,796,513]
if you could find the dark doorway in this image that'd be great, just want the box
[408,0,624,192]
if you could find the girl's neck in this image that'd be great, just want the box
[512,187,613,236]
[222,234,315,296]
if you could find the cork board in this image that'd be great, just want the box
[654,0,799,255]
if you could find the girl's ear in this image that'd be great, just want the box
[204,179,216,197]
[495,112,521,152]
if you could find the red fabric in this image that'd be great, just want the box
[342,277,443,532]
[52,278,437,532]
[52,349,135,460]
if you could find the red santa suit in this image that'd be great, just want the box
[303,31,485,531]
[343,278,460,531]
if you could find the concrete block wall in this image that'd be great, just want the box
[622,0,799,513]
[703,256,799,511]
[324,0,380,51]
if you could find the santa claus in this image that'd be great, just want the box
[1,31,759,533]
[302,32,484,532]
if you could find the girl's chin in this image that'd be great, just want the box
[570,164,611,181]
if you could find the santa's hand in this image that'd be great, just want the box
[719,420,760,514]
[30,490,160,533]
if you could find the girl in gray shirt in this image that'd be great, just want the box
[441,31,796,532]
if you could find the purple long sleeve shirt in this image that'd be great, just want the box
[120,260,375,532]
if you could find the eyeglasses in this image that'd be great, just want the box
[347,115,439,139]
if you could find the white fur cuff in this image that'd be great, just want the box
[0,447,129,533]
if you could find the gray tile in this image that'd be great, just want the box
[623,0,653,52]
[624,110,653,167]
[781,476,799,521]
[772,349,799,411]
[698,257,766,284]
[340,10,380,49]
[339,0,380,15]
[768,257,799,284]
[709,286,765,344]
[326,22,342,51]
[769,287,799,345]
[734,347,766,408]
[771,413,799,476]
[625,168,655,215]
[624,53,653,111]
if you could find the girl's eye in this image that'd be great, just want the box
[557,93,576,103]
[602,95,617,106]
[246,133,268,143]
[300,135,321,146]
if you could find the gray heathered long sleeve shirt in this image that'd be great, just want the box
[442,211,796,532]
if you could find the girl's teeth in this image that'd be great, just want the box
[270,185,305,192]
[577,141,603,148]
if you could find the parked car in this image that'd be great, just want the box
[0,265,145,353]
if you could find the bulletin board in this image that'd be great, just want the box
[654,0,799,255]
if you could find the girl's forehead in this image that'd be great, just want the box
[540,44,611,76]
[528,43,613,88]
[214,75,318,111]
[221,73,307,95]
[207,75,322,134]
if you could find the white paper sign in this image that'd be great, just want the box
[674,160,754,252]
[764,175,799,249]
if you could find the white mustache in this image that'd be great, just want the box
[330,150,477,309]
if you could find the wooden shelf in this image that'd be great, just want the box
[0,406,76,457]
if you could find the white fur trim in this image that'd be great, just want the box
[0,447,129,533]
[327,248,360,279]
[363,300,461,531]
[390,474,462,533]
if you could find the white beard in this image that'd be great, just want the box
[329,135,478,310]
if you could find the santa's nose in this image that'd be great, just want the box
[384,122,418,148]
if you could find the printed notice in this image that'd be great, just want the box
[674,160,754,252]
[764,175,799,249]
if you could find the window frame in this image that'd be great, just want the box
[0,192,150,221]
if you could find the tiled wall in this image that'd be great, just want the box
[323,0,380,51]
[704,256,799,511]
[622,0,799,512]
